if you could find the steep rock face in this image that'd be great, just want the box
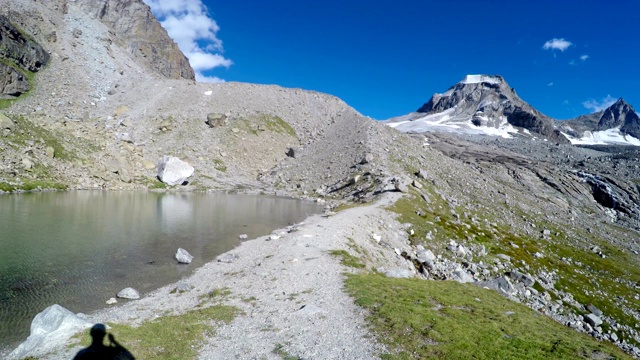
[596,99,640,139]
[0,14,49,97]
[74,0,194,80]
[415,75,568,143]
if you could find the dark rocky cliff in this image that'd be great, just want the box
[0,15,49,98]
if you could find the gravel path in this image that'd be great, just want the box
[38,192,410,360]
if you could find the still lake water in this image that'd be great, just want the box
[0,191,322,349]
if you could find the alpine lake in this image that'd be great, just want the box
[0,190,323,350]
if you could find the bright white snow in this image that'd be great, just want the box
[562,128,640,146]
[386,109,517,138]
[460,75,502,85]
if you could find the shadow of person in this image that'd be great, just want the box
[73,323,135,360]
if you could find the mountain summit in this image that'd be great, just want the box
[558,98,640,145]
[386,74,568,143]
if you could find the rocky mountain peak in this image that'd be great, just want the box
[74,0,195,80]
[597,98,640,138]
[408,74,568,143]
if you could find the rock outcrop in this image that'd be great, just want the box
[0,14,49,97]
[8,304,92,360]
[74,0,194,80]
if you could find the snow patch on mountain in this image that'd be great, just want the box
[460,74,502,85]
[562,128,640,146]
[387,109,518,138]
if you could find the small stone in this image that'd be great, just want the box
[216,253,239,263]
[106,298,117,305]
[0,113,15,131]
[384,268,414,278]
[371,234,382,242]
[586,304,603,316]
[175,282,193,293]
[117,287,140,300]
[206,113,227,127]
[496,254,511,262]
[175,248,194,264]
[46,146,55,159]
[143,160,156,170]
[412,180,422,189]
[22,158,33,170]
[583,313,603,327]
[238,234,248,240]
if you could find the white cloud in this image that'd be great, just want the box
[569,60,576,65]
[547,82,554,87]
[542,38,573,52]
[580,54,589,61]
[582,95,616,113]
[143,0,232,82]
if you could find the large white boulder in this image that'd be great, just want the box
[8,304,93,359]
[157,156,194,185]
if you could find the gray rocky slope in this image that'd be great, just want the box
[1,0,640,358]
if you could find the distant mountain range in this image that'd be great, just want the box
[385,74,640,146]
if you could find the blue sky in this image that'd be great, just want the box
[146,0,640,120]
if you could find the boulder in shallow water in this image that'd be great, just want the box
[157,155,194,185]
[9,304,92,359]
[117,287,140,299]
[175,247,194,264]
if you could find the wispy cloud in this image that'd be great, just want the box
[580,54,589,61]
[542,38,573,52]
[582,95,616,113]
[143,0,232,82]
[547,82,554,87]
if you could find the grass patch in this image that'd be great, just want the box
[5,115,78,161]
[0,180,67,192]
[141,177,167,189]
[199,287,232,301]
[74,305,239,360]
[329,249,366,269]
[234,113,297,137]
[346,273,631,359]
[0,98,18,110]
[272,343,302,360]
[213,158,227,172]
